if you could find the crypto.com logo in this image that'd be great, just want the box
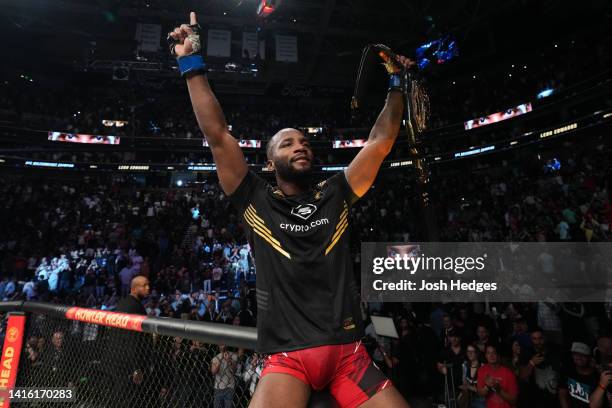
[291,204,317,220]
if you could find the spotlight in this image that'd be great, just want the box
[257,0,280,18]
[176,180,183,187]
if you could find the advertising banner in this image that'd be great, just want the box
[0,314,26,408]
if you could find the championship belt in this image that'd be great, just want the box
[351,44,430,137]
[351,44,431,188]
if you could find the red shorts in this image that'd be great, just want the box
[261,340,390,408]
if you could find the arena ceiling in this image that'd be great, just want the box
[1,0,611,88]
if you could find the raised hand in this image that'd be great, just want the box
[394,55,416,70]
[168,12,201,57]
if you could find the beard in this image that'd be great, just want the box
[274,159,313,186]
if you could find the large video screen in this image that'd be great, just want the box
[332,139,367,149]
[416,36,458,70]
[202,139,261,148]
[48,132,120,145]
[464,102,533,130]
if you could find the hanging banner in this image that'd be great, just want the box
[207,29,232,57]
[275,35,298,62]
[0,314,26,408]
[135,23,162,53]
[242,32,265,60]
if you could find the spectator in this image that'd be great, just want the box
[22,277,37,300]
[595,334,612,367]
[556,219,571,241]
[119,262,135,297]
[115,276,150,315]
[211,344,238,408]
[476,324,494,354]
[558,342,599,408]
[237,299,255,327]
[503,339,522,377]
[460,344,486,408]
[537,302,563,346]
[216,302,234,324]
[519,327,561,407]
[4,277,16,300]
[438,328,466,401]
[589,355,612,408]
[477,344,518,408]
[0,276,7,299]
[42,331,72,387]
[243,352,265,397]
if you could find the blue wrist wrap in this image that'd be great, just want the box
[388,73,403,92]
[177,55,206,77]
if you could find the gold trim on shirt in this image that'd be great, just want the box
[244,205,291,259]
[325,202,348,255]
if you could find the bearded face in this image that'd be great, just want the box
[267,129,313,185]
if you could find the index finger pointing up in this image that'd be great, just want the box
[190,11,197,25]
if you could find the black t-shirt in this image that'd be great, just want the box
[229,171,363,353]
[438,346,466,389]
[115,295,147,315]
[519,346,562,405]
[559,366,603,408]
[104,296,149,383]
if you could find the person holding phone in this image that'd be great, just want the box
[589,357,612,408]
[211,344,239,408]
[477,345,518,408]
[519,327,561,407]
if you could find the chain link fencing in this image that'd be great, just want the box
[11,309,262,408]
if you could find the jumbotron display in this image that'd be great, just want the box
[202,139,261,148]
[464,102,533,130]
[332,139,367,148]
[48,131,120,145]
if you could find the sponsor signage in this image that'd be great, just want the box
[0,314,26,408]
[65,307,146,332]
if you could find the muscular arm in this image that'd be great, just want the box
[345,91,404,197]
[186,74,247,195]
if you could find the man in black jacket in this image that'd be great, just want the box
[115,276,150,315]
[104,276,151,405]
